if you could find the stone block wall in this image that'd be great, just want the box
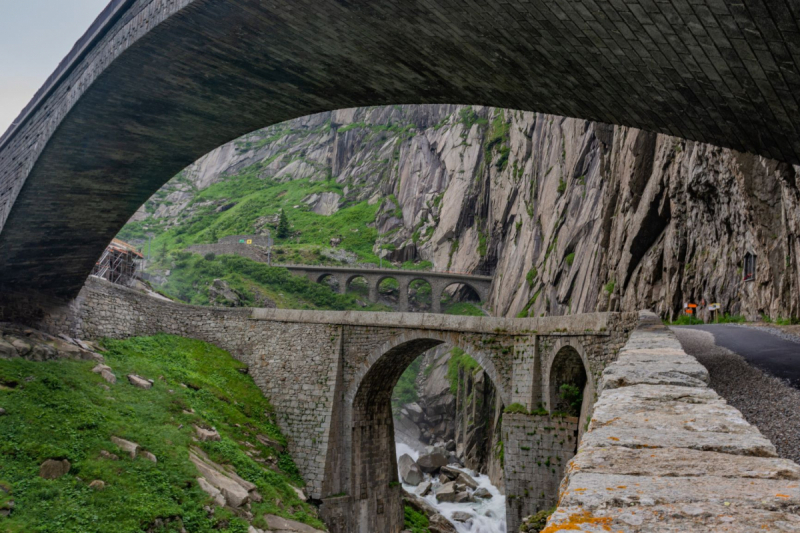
[504,413,579,532]
[186,243,271,263]
[543,311,800,531]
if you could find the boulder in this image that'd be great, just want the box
[444,439,456,452]
[456,472,478,490]
[99,450,119,461]
[197,477,226,507]
[39,459,70,480]
[398,454,423,486]
[417,452,448,473]
[451,511,473,522]
[415,481,433,496]
[290,485,308,501]
[454,491,473,503]
[190,451,250,508]
[195,425,221,442]
[8,337,31,356]
[405,402,424,423]
[264,514,326,532]
[127,374,152,389]
[0,338,16,358]
[111,436,139,459]
[92,364,116,384]
[0,408,6,416]
[88,480,105,490]
[473,487,492,499]
[429,513,458,533]
[435,481,457,503]
[440,465,460,480]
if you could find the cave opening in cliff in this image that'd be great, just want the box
[352,337,505,532]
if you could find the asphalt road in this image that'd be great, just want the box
[679,325,800,387]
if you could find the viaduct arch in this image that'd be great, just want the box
[286,265,492,313]
[3,0,800,299]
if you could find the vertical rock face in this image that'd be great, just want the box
[130,105,800,320]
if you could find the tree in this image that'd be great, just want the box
[277,209,290,239]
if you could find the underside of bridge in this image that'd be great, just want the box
[2,0,800,299]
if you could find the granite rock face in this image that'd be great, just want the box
[130,105,800,320]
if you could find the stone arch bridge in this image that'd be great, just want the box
[38,277,637,532]
[2,0,800,300]
[284,265,492,313]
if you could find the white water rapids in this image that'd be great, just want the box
[396,442,506,533]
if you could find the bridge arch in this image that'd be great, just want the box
[345,330,510,531]
[544,339,593,441]
[2,0,798,298]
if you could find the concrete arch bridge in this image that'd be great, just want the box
[3,0,800,300]
[43,277,637,532]
[284,265,492,313]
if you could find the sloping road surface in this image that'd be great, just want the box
[679,325,800,387]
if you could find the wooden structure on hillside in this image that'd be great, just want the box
[91,239,142,286]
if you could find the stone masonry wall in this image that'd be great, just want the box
[504,413,579,532]
[186,242,271,263]
[544,311,800,532]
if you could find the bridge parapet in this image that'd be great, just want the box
[540,311,800,532]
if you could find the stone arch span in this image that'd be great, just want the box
[2,0,799,298]
[344,331,509,532]
[544,339,593,441]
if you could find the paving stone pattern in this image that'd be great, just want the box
[4,0,800,298]
[544,310,800,532]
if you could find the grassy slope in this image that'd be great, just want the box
[0,335,322,533]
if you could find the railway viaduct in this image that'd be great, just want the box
[3,0,800,301]
[284,265,492,313]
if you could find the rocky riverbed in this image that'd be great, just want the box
[396,443,506,533]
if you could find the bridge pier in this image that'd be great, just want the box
[397,279,410,312]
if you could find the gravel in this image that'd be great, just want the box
[673,327,800,464]
[735,323,800,345]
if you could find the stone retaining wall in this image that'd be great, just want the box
[543,310,800,532]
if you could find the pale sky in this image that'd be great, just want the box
[0,0,110,135]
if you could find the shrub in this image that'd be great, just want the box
[526,267,538,288]
[565,253,575,267]
[204,253,216,261]
[557,179,567,195]
[504,403,529,415]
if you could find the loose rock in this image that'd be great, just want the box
[398,454,423,486]
[451,511,473,522]
[127,374,152,389]
[39,459,70,480]
[264,514,326,532]
[417,452,448,473]
[194,425,221,442]
[140,451,157,463]
[110,436,139,459]
[88,480,105,490]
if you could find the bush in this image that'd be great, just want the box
[565,253,575,267]
[504,403,529,415]
[526,267,538,288]
[557,179,567,195]
[204,253,216,261]
[670,314,703,325]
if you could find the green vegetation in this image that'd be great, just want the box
[558,384,582,417]
[446,348,481,394]
[557,179,567,195]
[0,334,321,533]
[669,314,704,326]
[503,403,529,415]
[458,107,488,134]
[276,209,290,239]
[157,254,387,311]
[485,112,511,171]
[444,302,485,316]
[603,280,615,295]
[565,253,575,267]
[526,267,538,289]
[521,506,557,532]
[392,356,422,415]
[403,505,429,533]
[121,174,380,267]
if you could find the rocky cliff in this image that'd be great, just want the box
[126,104,800,321]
